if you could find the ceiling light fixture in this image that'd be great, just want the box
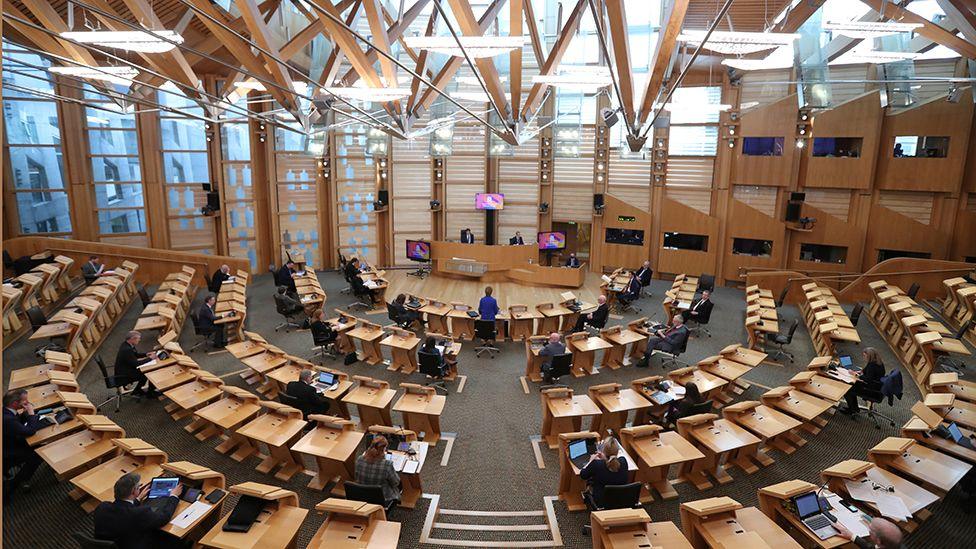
[322,86,411,102]
[48,65,138,85]
[678,30,799,55]
[532,66,613,92]
[60,30,184,53]
[823,21,922,39]
[403,35,527,59]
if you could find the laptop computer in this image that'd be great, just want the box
[315,371,339,392]
[947,422,975,449]
[222,495,266,533]
[147,477,180,499]
[567,438,596,470]
[792,492,838,540]
[837,354,860,372]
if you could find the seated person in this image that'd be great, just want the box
[634,260,653,287]
[351,271,379,304]
[539,332,567,383]
[275,261,298,293]
[391,293,422,327]
[82,255,107,285]
[642,315,689,358]
[210,264,231,293]
[94,472,181,549]
[355,435,402,507]
[460,228,475,244]
[664,382,704,426]
[616,274,643,306]
[286,369,330,417]
[344,257,362,282]
[478,286,500,322]
[274,285,304,316]
[681,290,713,323]
[564,252,581,268]
[196,294,226,348]
[310,309,338,348]
[580,437,629,509]
[418,337,451,375]
[509,231,525,245]
[3,389,46,503]
[114,330,159,397]
[573,295,609,332]
[833,517,903,549]
[841,348,886,416]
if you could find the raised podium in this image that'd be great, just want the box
[430,241,584,288]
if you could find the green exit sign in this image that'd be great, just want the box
[617,216,636,223]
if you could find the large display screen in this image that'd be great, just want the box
[406,240,431,262]
[538,231,566,250]
[475,193,504,210]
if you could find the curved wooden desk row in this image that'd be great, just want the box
[2,252,76,345]
[662,274,699,321]
[133,266,198,337]
[941,277,976,347]
[867,279,973,395]
[214,269,249,344]
[799,282,861,358]
[745,285,779,351]
[430,242,586,288]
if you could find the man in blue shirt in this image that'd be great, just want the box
[478,286,500,321]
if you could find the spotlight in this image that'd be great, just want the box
[796,139,805,148]
[538,202,549,213]
[429,200,441,210]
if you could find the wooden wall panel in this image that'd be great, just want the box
[803,189,852,222]
[666,188,711,215]
[739,69,791,107]
[787,203,865,275]
[445,155,486,241]
[733,95,798,186]
[877,191,934,225]
[592,195,651,273]
[863,202,950,264]
[950,206,976,261]
[722,199,786,282]
[731,185,777,217]
[804,91,882,189]
[658,196,720,277]
[608,158,652,212]
[875,88,974,192]
[553,157,594,221]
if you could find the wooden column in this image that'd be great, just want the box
[136,107,169,249]
[54,76,97,242]
[249,101,274,271]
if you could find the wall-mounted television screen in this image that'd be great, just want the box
[475,193,504,210]
[605,228,644,246]
[405,240,431,262]
[538,231,566,250]
[742,137,784,157]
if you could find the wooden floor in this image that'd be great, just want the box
[384,269,606,309]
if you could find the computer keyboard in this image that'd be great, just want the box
[805,515,831,530]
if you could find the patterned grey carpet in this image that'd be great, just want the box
[3,270,973,548]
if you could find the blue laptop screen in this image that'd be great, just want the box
[795,492,820,518]
[568,439,587,460]
[838,355,853,368]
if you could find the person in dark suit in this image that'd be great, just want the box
[579,437,629,508]
[460,228,475,244]
[3,389,46,502]
[196,294,226,348]
[418,337,451,376]
[343,257,361,283]
[564,253,581,268]
[274,285,304,316]
[93,472,181,549]
[275,261,297,293]
[509,231,525,245]
[81,255,106,285]
[617,274,643,307]
[635,260,653,287]
[285,369,330,418]
[391,293,422,327]
[841,347,887,415]
[664,382,704,426]
[114,330,158,397]
[681,290,713,323]
[573,295,609,332]
[210,264,231,293]
[643,315,690,357]
[539,332,567,383]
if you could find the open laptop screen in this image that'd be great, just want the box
[568,439,588,460]
[795,492,821,519]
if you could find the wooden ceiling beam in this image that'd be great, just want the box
[362,0,398,87]
[520,0,587,122]
[317,0,363,87]
[234,0,299,113]
[636,0,689,128]
[114,0,202,91]
[336,0,430,86]
[17,0,98,66]
[510,0,523,116]
[604,0,635,129]
[936,0,976,45]
[407,10,438,115]
[859,0,976,58]
[521,0,545,67]
[771,0,826,33]
[307,0,383,88]
[445,0,513,123]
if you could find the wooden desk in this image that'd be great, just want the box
[291,415,364,492]
[868,436,972,496]
[568,333,613,377]
[420,302,451,335]
[35,415,124,480]
[69,438,167,512]
[557,431,638,511]
[160,461,227,541]
[199,482,308,549]
[8,351,74,390]
[380,328,420,374]
[27,391,96,447]
[308,498,400,548]
[789,371,849,403]
[366,425,429,508]
[193,386,262,460]
[541,388,601,448]
[536,302,569,334]
[327,315,358,354]
[508,305,541,341]
[668,366,728,403]
[620,424,704,502]
[680,497,802,549]
[524,335,549,382]
[342,376,397,430]
[590,509,693,549]
[600,326,647,369]
[758,480,864,549]
[676,414,762,490]
[723,400,805,457]
[697,357,752,402]
[762,387,835,435]
[392,383,446,445]
[821,459,939,531]
[27,371,79,409]
[630,376,684,425]
[346,322,385,365]
[588,383,651,435]
[447,303,476,340]
[162,371,224,423]
[236,401,308,481]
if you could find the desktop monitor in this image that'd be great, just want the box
[537,231,566,250]
[405,240,431,262]
[475,193,504,210]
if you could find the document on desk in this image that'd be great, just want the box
[364,280,379,289]
[138,359,157,371]
[825,494,870,539]
[874,492,911,522]
[170,501,213,529]
[403,458,420,474]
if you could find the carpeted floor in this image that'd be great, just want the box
[3,270,974,548]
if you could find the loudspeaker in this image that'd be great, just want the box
[789,192,806,202]
[206,191,220,211]
[594,193,605,210]
[600,107,619,128]
[377,189,389,205]
[785,202,802,223]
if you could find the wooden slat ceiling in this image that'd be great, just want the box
[685,0,794,32]
[8,0,212,36]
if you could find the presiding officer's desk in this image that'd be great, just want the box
[199,482,308,549]
[430,241,585,288]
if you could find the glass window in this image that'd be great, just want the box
[3,100,60,144]
[668,87,723,124]
[163,151,209,183]
[14,192,71,234]
[91,157,142,182]
[98,209,146,234]
[221,123,251,161]
[160,117,208,149]
[8,147,64,189]
[93,183,144,208]
[87,130,139,156]
[85,108,137,129]
[668,126,718,156]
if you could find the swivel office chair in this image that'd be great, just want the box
[418,350,450,394]
[937,319,973,373]
[387,303,413,329]
[137,285,152,308]
[582,482,642,535]
[686,304,712,338]
[338,254,352,294]
[906,283,920,300]
[344,481,397,513]
[652,334,688,369]
[767,319,799,363]
[187,311,212,352]
[94,355,141,412]
[774,284,791,308]
[474,320,499,358]
[203,272,214,294]
[273,297,302,332]
[311,323,339,363]
[72,532,117,549]
[854,378,897,430]
[27,306,64,357]
[348,277,374,311]
[277,391,311,420]
[849,303,863,327]
[697,273,715,293]
[541,353,573,389]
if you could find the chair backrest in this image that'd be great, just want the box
[697,274,715,292]
[906,283,920,300]
[26,306,47,331]
[785,319,799,342]
[274,294,294,316]
[72,532,118,549]
[849,303,863,327]
[203,272,213,291]
[418,350,444,377]
[474,319,496,339]
[688,401,713,416]
[343,481,386,506]
[386,303,400,322]
[859,378,885,404]
[137,285,152,307]
[311,322,336,346]
[775,284,790,308]
[94,356,117,389]
[3,250,13,269]
[277,391,304,416]
[954,319,974,340]
[590,311,608,329]
[549,353,573,379]
[601,482,642,510]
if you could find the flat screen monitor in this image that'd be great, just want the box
[475,193,504,210]
[405,240,431,262]
[538,231,566,250]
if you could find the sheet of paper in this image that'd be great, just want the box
[874,492,912,521]
[402,459,419,474]
[170,501,213,529]
[844,478,880,503]
[825,494,871,539]
[137,359,157,371]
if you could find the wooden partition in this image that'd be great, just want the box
[3,237,249,287]
[732,96,798,187]
[590,194,651,273]
[785,203,865,277]
[803,91,883,189]
[863,200,952,265]
[657,196,720,278]
[722,200,786,284]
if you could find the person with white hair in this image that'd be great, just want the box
[114,330,158,397]
[834,517,905,549]
[210,264,231,293]
[573,295,609,332]
[539,332,567,383]
[285,369,330,418]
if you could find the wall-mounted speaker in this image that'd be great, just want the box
[594,193,605,211]
[377,189,389,205]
